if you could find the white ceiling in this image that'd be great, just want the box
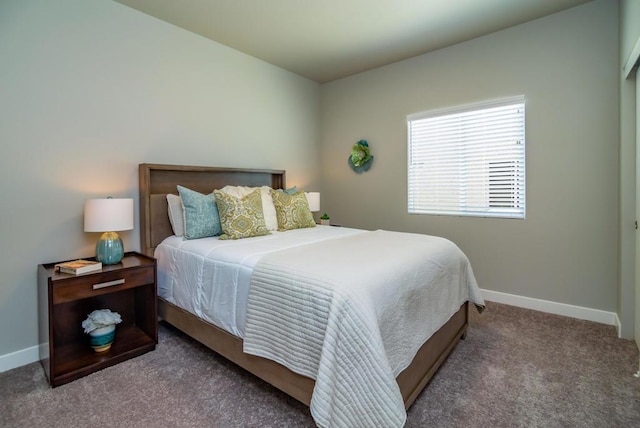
[114,0,593,83]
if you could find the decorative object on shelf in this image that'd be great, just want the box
[348,140,374,173]
[82,309,122,353]
[305,192,320,213]
[88,325,116,353]
[84,197,134,265]
[320,213,331,226]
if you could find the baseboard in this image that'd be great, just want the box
[0,344,40,374]
[0,292,624,374]
[481,289,619,330]
[614,313,622,338]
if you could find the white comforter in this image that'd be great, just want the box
[155,226,366,336]
[243,230,484,428]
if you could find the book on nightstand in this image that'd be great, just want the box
[54,259,102,275]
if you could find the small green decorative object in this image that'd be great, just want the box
[348,140,373,173]
[320,213,330,225]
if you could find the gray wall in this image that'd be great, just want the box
[0,0,320,358]
[320,1,619,313]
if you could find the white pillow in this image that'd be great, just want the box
[219,185,278,231]
[166,194,185,237]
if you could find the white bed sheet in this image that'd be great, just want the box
[155,225,366,337]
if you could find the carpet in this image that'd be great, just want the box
[1,302,639,427]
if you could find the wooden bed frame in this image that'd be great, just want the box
[138,163,469,409]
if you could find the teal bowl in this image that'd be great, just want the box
[89,325,116,351]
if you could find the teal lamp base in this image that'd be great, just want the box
[95,231,124,265]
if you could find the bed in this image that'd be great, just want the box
[138,163,484,427]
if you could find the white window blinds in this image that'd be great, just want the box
[407,97,525,219]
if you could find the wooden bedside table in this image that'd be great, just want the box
[38,252,157,387]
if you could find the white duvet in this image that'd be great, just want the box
[155,226,484,428]
[244,230,484,428]
[155,226,365,336]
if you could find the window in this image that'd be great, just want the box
[407,97,525,219]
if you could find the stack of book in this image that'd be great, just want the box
[54,259,102,275]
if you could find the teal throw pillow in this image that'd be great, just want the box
[177,185,222,239]
[282,186,298,195]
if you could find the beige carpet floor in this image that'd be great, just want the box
[1,302,639,427]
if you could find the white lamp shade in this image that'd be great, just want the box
[305,192,320,212]
[84,198,134,232]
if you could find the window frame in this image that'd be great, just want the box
[407,96,526,219]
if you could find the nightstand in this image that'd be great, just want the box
[38,252,157,387]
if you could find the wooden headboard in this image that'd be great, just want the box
[138,163,286,256]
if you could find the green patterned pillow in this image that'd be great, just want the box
[177,185,222,239]
[270,189,316,231]
[213,189,270,240]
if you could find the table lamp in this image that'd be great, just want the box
[84,197,134,265]
[305,192,320,212]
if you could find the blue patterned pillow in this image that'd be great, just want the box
[177,185,222,239]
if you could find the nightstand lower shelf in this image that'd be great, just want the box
[51,325,155,385]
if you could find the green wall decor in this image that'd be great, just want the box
[348,140,373,173]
